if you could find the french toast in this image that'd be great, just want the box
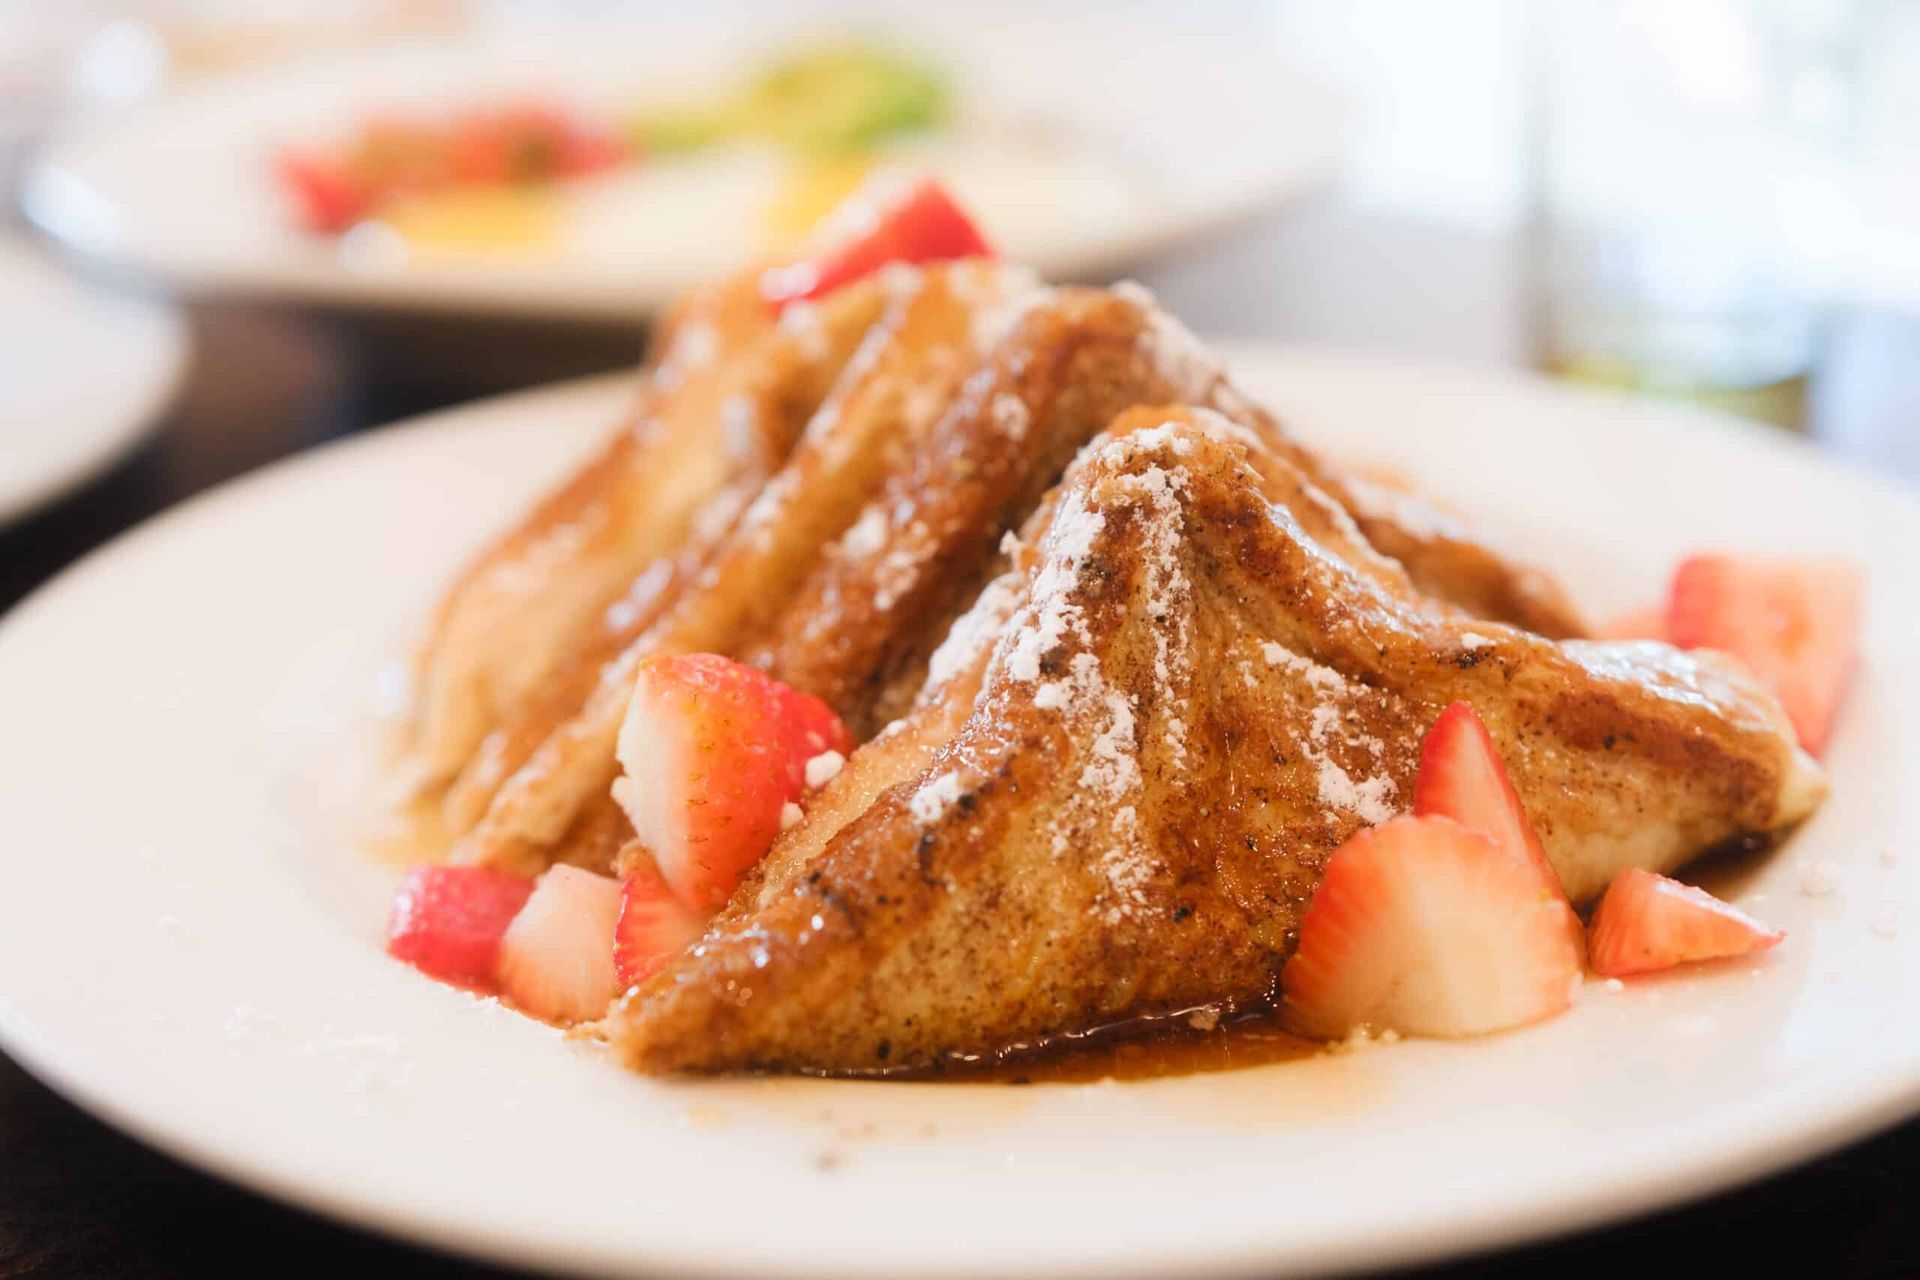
[385,203,1830,1073]
[424,270,1592,877]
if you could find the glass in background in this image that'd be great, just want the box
[1527,0,1862,431]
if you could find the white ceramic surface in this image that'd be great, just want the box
[0,238,186,524]
[0,348,1916,1279]
[22,19,1344,321]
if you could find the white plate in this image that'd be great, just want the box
[21,17,1343,321]
[0,348,1916,1279]
[0,237,186,524]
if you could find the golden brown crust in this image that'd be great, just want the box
[608,411,1819,1074]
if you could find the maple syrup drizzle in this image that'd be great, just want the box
[860,1004,1324,1084]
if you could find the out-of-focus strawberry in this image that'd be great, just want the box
[1666,554,1864,756]
[385,864,534,991]
[759,177,993,309]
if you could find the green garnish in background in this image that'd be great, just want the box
[629,43,950,157]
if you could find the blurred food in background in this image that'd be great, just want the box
[275,43,955,255]
[277,100,626,236]
[21,6,1337,322]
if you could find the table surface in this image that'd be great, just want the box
[3,201,1918,1278]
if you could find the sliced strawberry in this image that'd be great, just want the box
[1599,604,1669,642]
[385,864,534,991]
[1281,815,1583,1039]
[495,865,623,1023]
[614,859,710,990]
[1666,554,1864,755]
[1587,867,1783,978]
[1413,702,1568,892]
[760,176,994,310]
[615,654,804,909]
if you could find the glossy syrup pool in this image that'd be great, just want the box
[900,1007,1325,1084]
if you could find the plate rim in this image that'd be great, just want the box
[0,239,189,525]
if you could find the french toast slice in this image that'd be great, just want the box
[402,268,887,792]
[606,409,1823,1075]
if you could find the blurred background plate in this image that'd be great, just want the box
[0,235,185,525]
[20,8,1345,321]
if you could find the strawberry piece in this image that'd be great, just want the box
[1599,604,1669,642]
[1281,815,1583,1039]
[769,681,855,791]
[1413,702,1567,892]
[1666,554,1864,755]
[385,864,534,991]
[615,653,849,910]
[277,150,374,233]
[614,859,710,990]
[760,177,994,309]
[1587,867,1783,978]
[495,865,623,1023]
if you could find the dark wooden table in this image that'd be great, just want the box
[4,203,1917,1278]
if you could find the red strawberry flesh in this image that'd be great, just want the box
[1666,553,1864,756]
[386,864,534,991]
[615,860,711,990]
[614,653,849,911]
[1588,867,1783,978]
[759,177,994,310]
[1413,700,1569,896]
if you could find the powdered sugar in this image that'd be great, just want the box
[804,751,845,789]
[1799,860,1842,897]
[842,506,889,558]
[1123,423,1196,457]
[653,317,718,393]
[777,299,829,362]
[674,317,718,371]
[1095,806,1154,922]
[921,569,1022,697]
[971,285,1055,353]
[1137,305,1226,400]
[1075,653,1143,804]
[870,525,930,613]
[1003,495,1104,683]
[991,392,1030,441]
[1262,641,1345,693]
[1113,460,1193,762]
[990,434,1217,920]
[1263,640,1399,825]
[909,771,964,826]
